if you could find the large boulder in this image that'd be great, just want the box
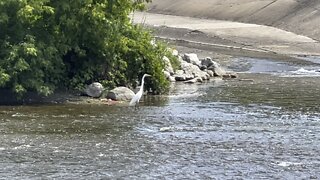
[183,53,201,67]
[106,87,135,101]
[85,82,104,98]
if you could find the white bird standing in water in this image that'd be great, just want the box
[129,74,151,107]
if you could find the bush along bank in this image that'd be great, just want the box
[0,0,169,99]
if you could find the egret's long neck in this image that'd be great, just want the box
[140,75,146,92]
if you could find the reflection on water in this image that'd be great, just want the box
[1,58,320,179]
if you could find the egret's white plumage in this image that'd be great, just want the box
[129,74,151,106]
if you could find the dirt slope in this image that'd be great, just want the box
[147,0,320,41]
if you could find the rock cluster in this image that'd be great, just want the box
[163,50,237,84]
[85,84,135,101]
[85,49,237,100]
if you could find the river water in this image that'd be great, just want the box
[0,57,320,179]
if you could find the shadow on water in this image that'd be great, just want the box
[0,57,320,179]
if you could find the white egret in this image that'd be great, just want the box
[129,74,151,107]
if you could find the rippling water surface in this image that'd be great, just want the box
[0,57,320,179]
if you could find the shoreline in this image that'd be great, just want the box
[133,12,320,61]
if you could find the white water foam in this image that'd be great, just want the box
[280,68,320,77]
[277,161,303,167]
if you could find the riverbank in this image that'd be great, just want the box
[146,0,320,42]
[132,12,320,60]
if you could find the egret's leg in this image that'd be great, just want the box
[136,100,140,109]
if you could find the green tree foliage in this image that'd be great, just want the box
[0,0,169,97]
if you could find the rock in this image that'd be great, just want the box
[186,73,195,80]
[164,70,176,82]
[185,77,203,84]
[197,77,205,82]
[230,73,238,78]
[162,56,174,75]
[174,74,187,81]
[181,61,208,80]
[174,70,187,81]
[203,59,228,77]
[106,87,135,101]
[163,70,171,79]
[174,73,194,81]
[167,48,179,57]
[175,69,184,76]
[173,57,210,82]
[183,53,201,66]
[206,70,214,77]
[222,72,238,79]
[85,82,104,98]
[172,49,179,56]
[168,76,176,82]
[184,78,197,84]
[171,53,232,82]
[201,57,214,68]
[199,65,207,70]
[180,60,196,73]
[204,73,210,80]
[206,60,226,77]
[174,76,185,81]
[213,66,226,76]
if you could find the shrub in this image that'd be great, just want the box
[0,0,168,97]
